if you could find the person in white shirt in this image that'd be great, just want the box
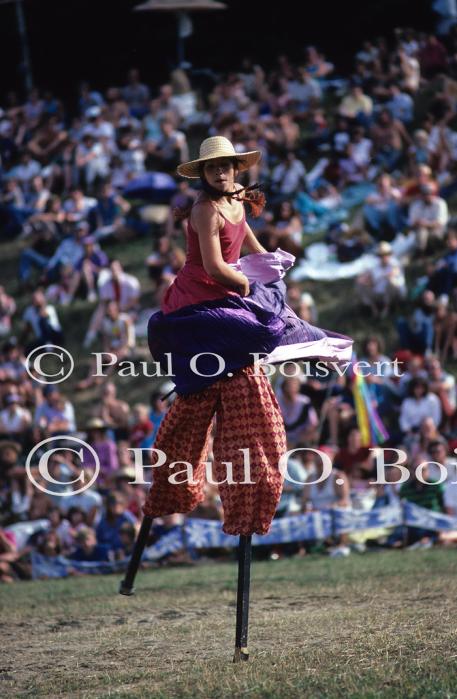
[408,185,449,251]
[0,394,32,438]
[271,151,306,197]
[10,152,42,188]
[399,377,442,435]
[287,67,321,112]
[364,173,403,237]
[426,356,456,416]
[356,241,407,318]
[425,440,457,516]
[83,260,140,347]
[21,289,63,351]
[75,133,110,189]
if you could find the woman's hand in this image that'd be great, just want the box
[237,275,250,297]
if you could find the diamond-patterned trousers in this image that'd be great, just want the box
[142,364,287,535]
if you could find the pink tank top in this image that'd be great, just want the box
[161,207,246,314]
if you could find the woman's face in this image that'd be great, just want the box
[203,158,236,192]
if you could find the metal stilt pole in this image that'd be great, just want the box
[119,516,153,596]
[233,534,252,662]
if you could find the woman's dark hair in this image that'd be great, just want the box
[273,200,296,221]
[174,157,265,220]
[361,335,384,356]
[409,377,429,396]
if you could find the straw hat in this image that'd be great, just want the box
[376,241,392,256]
[85,417,108,431]
[177,136,261,179]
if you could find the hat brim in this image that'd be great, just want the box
[177,150,261,179]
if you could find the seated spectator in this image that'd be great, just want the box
[45,264,76,306]
[363,173,403,240]
[77,300,135,390]
[70,526,113,562]
[356,241,406,318]
[386,83,414,124]
[92,181,131,243]
[63,187,97,225]
[93,381,131,442]
[287,66,322,114]
[41,221,89,284]
[20,288,64,353]
[399,455,444,548]
[75,133,110,194]
[398,46,420,93]
[68,235,109,303]
[0,286,16,337]
[33,385,76,440]
[80,418,119,483]
[304,45,334,79]
[145,118,188,173]
[433,294,457,361]
[333,427,374,486]
[302,452,351,557]
[406,416,443,460]
[122,68,150,118]
[408,185,449,253]
[271,150,306,200]
[425,355,456,423]
[370,108,411,172]
[4,465,33,524]
[350,126,373,175]
[397,290,436,355]
[427,229,457,298]
[129,403,154,448]
[0,528,21,583]
[399,377,442,436]
[418,35,448,79]
[58,471,103,527]
[96,493,136,550]
[260,200,303,255]
[47,506,85,554]
[277,377,318,447]
[115,521,137,560]
[0,337,28,388]
[408,129,430,170]
[0,394,32,443]
[339,84,373,125]
[83,260,140,347]
[18,197,63,287]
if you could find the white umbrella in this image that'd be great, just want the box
[134,0,227,66]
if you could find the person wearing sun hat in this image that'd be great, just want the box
[122,134,352,660]
[140,134,352,537]
[356,239,407,318]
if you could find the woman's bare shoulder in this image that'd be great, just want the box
[190,196,221,231]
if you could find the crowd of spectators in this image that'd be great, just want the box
[4,26,457,579]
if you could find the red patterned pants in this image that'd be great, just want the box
[142,364,287,535]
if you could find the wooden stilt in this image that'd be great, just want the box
[119,516,153,595]
[233,534,252,662]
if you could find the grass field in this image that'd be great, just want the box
[2,549,457,698]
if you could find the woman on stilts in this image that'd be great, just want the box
[120,136,353,662]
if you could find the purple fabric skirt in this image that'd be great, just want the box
[147,279,351,396]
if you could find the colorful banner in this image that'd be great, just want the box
[19,501,457,580]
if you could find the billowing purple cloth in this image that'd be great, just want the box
[148,278,339,396]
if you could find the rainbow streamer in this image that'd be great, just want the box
[351,366,390,447]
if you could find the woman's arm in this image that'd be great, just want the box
[192,202,250,294]
[243,222,267,254]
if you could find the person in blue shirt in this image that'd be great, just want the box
[96,493,137,550]
[70,526,113,562]
[386,84,414,124]
[427,230,457,296]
